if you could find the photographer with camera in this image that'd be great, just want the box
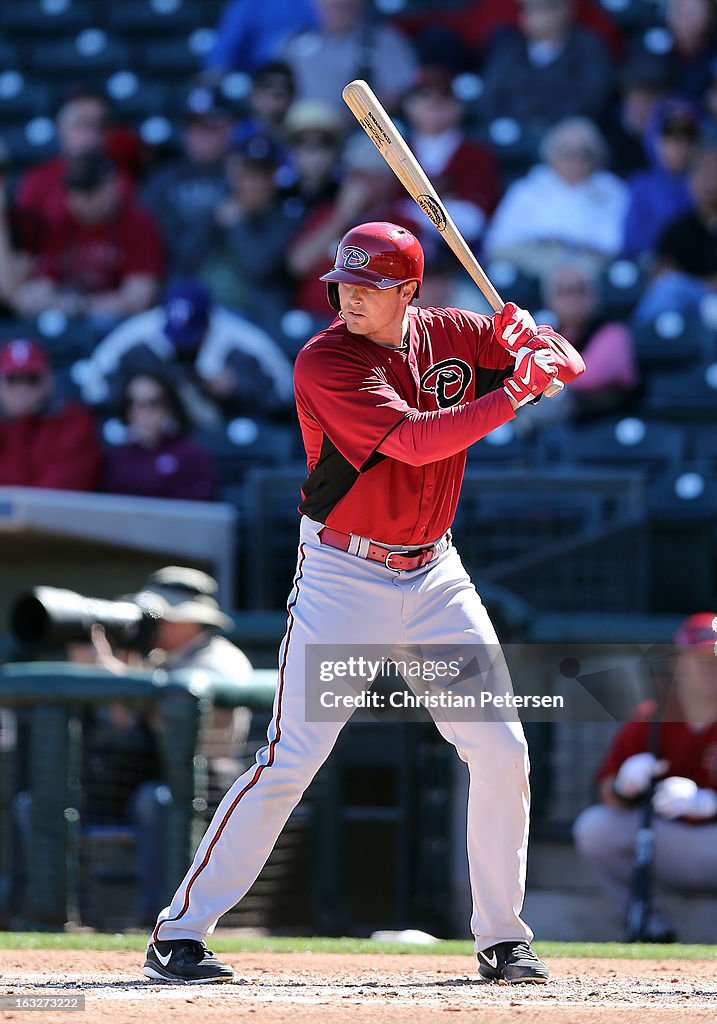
[10,566,252,927]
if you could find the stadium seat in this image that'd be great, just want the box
[0,118,57,169]
[598,0,662,31]
[479,117,540,182]
[647,463,717,612]
[278,310,331,358]
[240,464,307,608]
[104,71,168,124]
[139,29,215,79]
[649,463,717,519]
[692,429,717,469]
[0,318,41,345]
[632,310,709,370]
[642,359,717,420]
[483,260,542,312]
[0,41,28,85]
[597,259,645,321]
[466,421,537,468]
[0,0,93,37]
[195,419,296,491]
[32,30,131,81]
[107,0,202,38]
[553,416,686,478]
[0,73,53,127]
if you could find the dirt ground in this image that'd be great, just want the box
[1,949,716,1024]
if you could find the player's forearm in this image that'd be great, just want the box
[377,389,516,466]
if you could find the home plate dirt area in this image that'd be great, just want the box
[2,950,717,1024]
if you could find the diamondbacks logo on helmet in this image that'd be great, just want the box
[341,246,371,269]
[420,358,473,409]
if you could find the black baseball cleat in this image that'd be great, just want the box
[477,941,549,984]
[143,939,234,984]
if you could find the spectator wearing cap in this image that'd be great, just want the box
[622,98,701,262]
[477,0,615,176]
[198,134,300,332]
[11,152,163,327]
[281,0,417,117]
[134,565,251,678]
[13,89,137,249]
[141,86,235,278]
[398,66,500,246]
[280,100,345,218]
[204,0,319,77]
[102,370,216,501]
[80,280,293,422]
[0,338,101,491]
[573,613,717,942]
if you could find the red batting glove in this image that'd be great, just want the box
[503,345,558,407]
[492,301,538,357]
[534,326,586,384]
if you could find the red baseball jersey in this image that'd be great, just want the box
[597,717,717,792]
[293,304,512,545]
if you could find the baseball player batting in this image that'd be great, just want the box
[143,222,584,985]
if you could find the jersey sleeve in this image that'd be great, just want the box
[294,344,412,471]
[595,720,651,782]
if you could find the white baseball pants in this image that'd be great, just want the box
[155,515,533,952]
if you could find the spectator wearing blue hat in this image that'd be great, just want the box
[141,86,235,278]
[80,279,293,424]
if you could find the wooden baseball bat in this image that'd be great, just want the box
[342,78,563,398]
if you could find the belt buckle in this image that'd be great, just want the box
[385,548,410,570]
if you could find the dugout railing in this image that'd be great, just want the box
[0,662,276,929]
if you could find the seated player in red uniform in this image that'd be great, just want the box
[574,613,717,941]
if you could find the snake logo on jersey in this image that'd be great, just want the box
[420,358,473,408]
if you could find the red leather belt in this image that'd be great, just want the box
[319,526,449,571]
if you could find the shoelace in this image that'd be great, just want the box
[507,941,536,960]
[183,941,213,962]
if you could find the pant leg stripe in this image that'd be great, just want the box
[153,542,306,942]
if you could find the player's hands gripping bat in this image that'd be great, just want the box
[341,79,564,398]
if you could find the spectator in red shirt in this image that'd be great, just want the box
[12,152,163,328]
[14,88,136,250]
[103,371,216,501]
[573,613,717,942]
[0,338,101,491]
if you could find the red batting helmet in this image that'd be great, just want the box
[673,612,717,648]
[320,221,424,311]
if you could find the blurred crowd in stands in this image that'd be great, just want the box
[0,0,716,503]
